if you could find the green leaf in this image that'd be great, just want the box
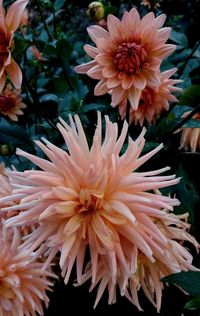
[170,30,188,47]
[162,272,200,297]
[179,85,200,106]
[185,297,200,310]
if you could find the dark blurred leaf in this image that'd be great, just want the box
[174,165,200,223]
[54,0,65,10]
[0,119,32,149]
[82,103,107,113]
[182,119,200,128]
[184,297,200,310]
[179,85,200,106]
[162,272,200,296]
[170,30,188,47]
[40,94,59,104]
[56,38,72,59]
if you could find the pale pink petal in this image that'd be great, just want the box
[5,59,22,89]
[87,65,102,79]
[94,79,108,95]
[84,44,99,58]
[6,0,29,32]
[87,25,110,44]
[74,60,97,74]
[107,77,121,89]
[154,14,166,28]
[107,14,121,37]
[132,74,147,90]
[128,87,142,110]
[111,86,126,106]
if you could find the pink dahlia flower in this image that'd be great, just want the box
[0,0,29,91]
[75,8,175,110]
[118,68,182,126]
[177,111,200,152]
[0,222,55,316]
[1,113,183,288]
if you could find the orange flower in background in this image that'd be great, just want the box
[0,84,26,121]
[177,111,200,152]
[29,45,46,61]
[0,222,55,316]
[118,68,182,126]
[75,8,175,111]
[0,0,29,91]
[1,113,187,302]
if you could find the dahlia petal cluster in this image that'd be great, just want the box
[0,222,55,316]
[0,84,26,121]
[119,68,182,126]
[0,113,198,311]
[0,0,28,91]
[75,8,176,115]
[177,111,200,152]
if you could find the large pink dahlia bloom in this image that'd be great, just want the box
[0,222,55,316]
[75,8,175,110]
[0,0,29,91]
[1,113,197,310]
[118,68,182,126]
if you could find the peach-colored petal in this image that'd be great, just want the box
[87,25,110,44]
[94,79,108,95]
[87,65,102,79]
[5,59,22,89]
[5,0,29,32]
[75,60,97,74]
[84,44,99,58]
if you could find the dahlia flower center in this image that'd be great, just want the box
[78,188,103,214]
[113,42,148,75]
[0,96,15,112]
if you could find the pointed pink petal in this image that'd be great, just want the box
[128,87,142,110]
[161,68,177,79]
[95,38,113,52]
[107,14,121,37]
[87,25,110,44]
[5,59,22,89]
[6,0,29,32]
[87,65,102,79]
[84,45,98,58]
[94,79,108,96]
[107,76,121,88]
[111,86,126,107]
[154,14,166,28]
[74,60,97,74]
[153,44,176,58]
[132,74,147,90]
